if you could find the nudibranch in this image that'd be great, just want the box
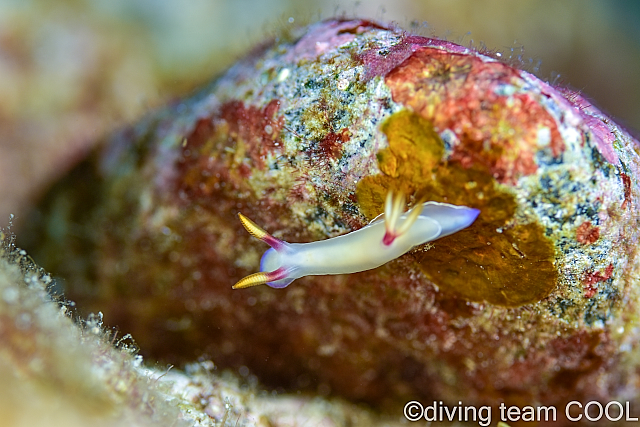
[234,191,480,289]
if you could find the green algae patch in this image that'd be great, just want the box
[356,110,557,307]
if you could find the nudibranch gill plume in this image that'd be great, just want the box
[234,191,480,289]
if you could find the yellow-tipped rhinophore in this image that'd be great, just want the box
[233,272,272,289]
[238,213,269,240]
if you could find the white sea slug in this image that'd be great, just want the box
[234,191,480,289]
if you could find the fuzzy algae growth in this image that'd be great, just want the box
[357,110,556,306]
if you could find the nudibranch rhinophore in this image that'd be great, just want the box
[234,191,480,289]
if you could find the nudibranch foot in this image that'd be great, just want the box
[233,191,479,289]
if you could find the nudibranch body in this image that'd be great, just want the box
[234,192,479,289]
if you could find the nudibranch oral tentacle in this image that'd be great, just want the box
[233,191,480,289]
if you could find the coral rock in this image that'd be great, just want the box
[24,19,640,413]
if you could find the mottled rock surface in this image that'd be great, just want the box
[0,230,399,427]
[23,19,640,416]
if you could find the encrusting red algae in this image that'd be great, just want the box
[23,18,640,413]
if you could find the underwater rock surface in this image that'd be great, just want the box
[0,232,397,427]
[25,19,640,411]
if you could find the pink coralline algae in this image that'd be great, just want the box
[583,264,615,299]
[576,220,600,245]
[23,19,640,415]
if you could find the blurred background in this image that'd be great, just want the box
[1,0,639,226]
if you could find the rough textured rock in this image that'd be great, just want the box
[23,18,640,416]
[0,229,400,427]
